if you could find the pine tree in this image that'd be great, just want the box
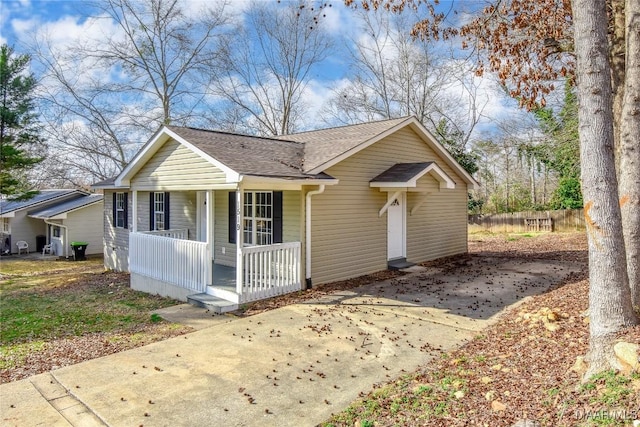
[0,44,43,199]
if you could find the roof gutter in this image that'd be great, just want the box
[305,184,325,289]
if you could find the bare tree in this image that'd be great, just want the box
[30,0,231,184]
[322,11,488,150]
[208,0,333,136]
[93,0,230,125]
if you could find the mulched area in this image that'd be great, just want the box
[327,232,640,427]
[0,324,192,383]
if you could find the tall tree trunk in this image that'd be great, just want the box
[619,0,640,307]
[572,0,638,379]
[610,0,626,168]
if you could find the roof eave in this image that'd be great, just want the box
[115,126,241,188]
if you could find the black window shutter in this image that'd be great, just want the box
[273,191,283,243]
[228,191,236,243]
[123,193,129,229]
[112,192,117,226]
[164,192,170,230]
[149,192,155,231]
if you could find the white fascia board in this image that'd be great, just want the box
[308,116,479,190]
[163,128,240,183]
[242,175,339,190]
[115,126,240,187]
[306,117,414,175]
[115,126,167,187]
[370,182,411,188]
[91,184,129,190]
[424,163,456,189]
[406,119,479,189]
[0,212,15,218]
[370,163,454,189]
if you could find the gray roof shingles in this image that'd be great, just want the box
[276,116,411,172]
[370,162,435,183]
[29,194,103,219]
[166,117,411,177]
[166,126,320,179]
[0,190,85,215]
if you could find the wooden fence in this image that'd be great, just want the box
[469,209,585,233]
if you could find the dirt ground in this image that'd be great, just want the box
[325,231,640,427]
[0,233,640,426]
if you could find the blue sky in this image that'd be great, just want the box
[0,0,525,138]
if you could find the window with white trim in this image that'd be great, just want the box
[243,191,272,245]
[1,218,9,233]
[154,192,165,231]
[115,193,126,228]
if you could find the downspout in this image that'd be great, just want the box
[44,220,69,258]
[305,185,325,289]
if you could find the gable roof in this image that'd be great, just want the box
[278,117,409,173]
[370,162,455,189]
[166,126,310,178]
[277,116,478,188]
[29,194,103,219]
[0,190,88,216]
[116,116,478,189]
[116,126,336,187]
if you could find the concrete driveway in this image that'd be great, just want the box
[1,256,581,427]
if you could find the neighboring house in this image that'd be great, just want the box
[29,194,104,258]
[0,189,104,257]
[95,116,478,308]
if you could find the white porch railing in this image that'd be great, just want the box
[130,232,208,293]
[142,228,188,239]
[240,242,301,303]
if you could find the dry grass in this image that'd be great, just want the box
[0,258,191,383]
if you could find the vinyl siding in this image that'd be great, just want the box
[130,138,227,190]
[214,190,302,268]
[104,190,131,271]
[136,191,197,237]
[406,175,468,262]
[310,126,468,286]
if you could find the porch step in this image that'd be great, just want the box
[187,293,239,314]
[387,258,416,270]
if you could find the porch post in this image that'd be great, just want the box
[235,186,244,295]
[131,190,138,233]
[205,190,212,286]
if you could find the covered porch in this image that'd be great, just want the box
[127,188,303,307]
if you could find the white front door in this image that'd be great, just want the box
[387,193,405,260]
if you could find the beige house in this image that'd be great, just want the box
[0,190,103,257]
[95,116,478,310]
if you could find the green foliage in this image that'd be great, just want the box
[468,192,484,214]
[434,119,479,175]
[0,260,178,345]
[0,44,43,198]
[534,81,582,208]
[550,177,583,209]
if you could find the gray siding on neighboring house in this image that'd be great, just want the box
[104,190,132,271]
[310,126,469,286]
[135,191,197,236]
[130,139,227,190]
